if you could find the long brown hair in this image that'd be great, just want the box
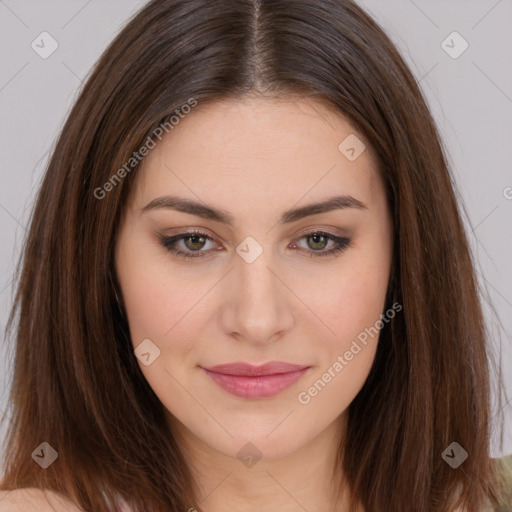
[0,0,507,510]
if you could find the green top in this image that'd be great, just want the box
[485,454,512,511]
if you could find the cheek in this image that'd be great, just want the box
[309,256,390,349]
[116,235,204,347]
[116,250,204,410]
[295,265,387,417]
[121,274,197,344]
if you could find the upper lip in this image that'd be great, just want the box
[202,361,310,376]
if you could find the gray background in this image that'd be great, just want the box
[0,0,511,461]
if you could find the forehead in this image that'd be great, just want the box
[131,96,383,215]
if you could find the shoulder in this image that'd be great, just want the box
[494,453,512,475]
[0,488,82,511]
[475,454,512,512]
[442,455,512,512]
[493,453,512,501]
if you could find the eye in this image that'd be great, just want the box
[158,230,351,259]
[158,231,218,259]
[291,231,351,258]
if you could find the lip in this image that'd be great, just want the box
[201,362,311,398]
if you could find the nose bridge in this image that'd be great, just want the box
[224,236,293,342]
[238,250,276,301]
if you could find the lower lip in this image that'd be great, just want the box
[202,368,310,398]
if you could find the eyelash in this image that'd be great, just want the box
[158,230,351,259]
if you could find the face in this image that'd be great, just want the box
[115,96,393,464]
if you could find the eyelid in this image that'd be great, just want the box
[159,225,350,242]
[293,225,351,239]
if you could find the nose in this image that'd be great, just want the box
[219,247,295,345]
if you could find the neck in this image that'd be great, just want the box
[168,412,361,512]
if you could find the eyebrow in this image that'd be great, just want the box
[141,194,368,225]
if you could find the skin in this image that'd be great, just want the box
[0,489,82,511]
[114,96,394,512]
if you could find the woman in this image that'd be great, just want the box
[0,0,510,511]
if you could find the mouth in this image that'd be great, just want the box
[200,361,311,399]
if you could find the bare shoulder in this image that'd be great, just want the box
[0,488,82,511]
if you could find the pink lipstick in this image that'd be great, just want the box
[201,361,311,398]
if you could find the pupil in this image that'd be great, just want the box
[309,234,326,250]
[186,235,204,250]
